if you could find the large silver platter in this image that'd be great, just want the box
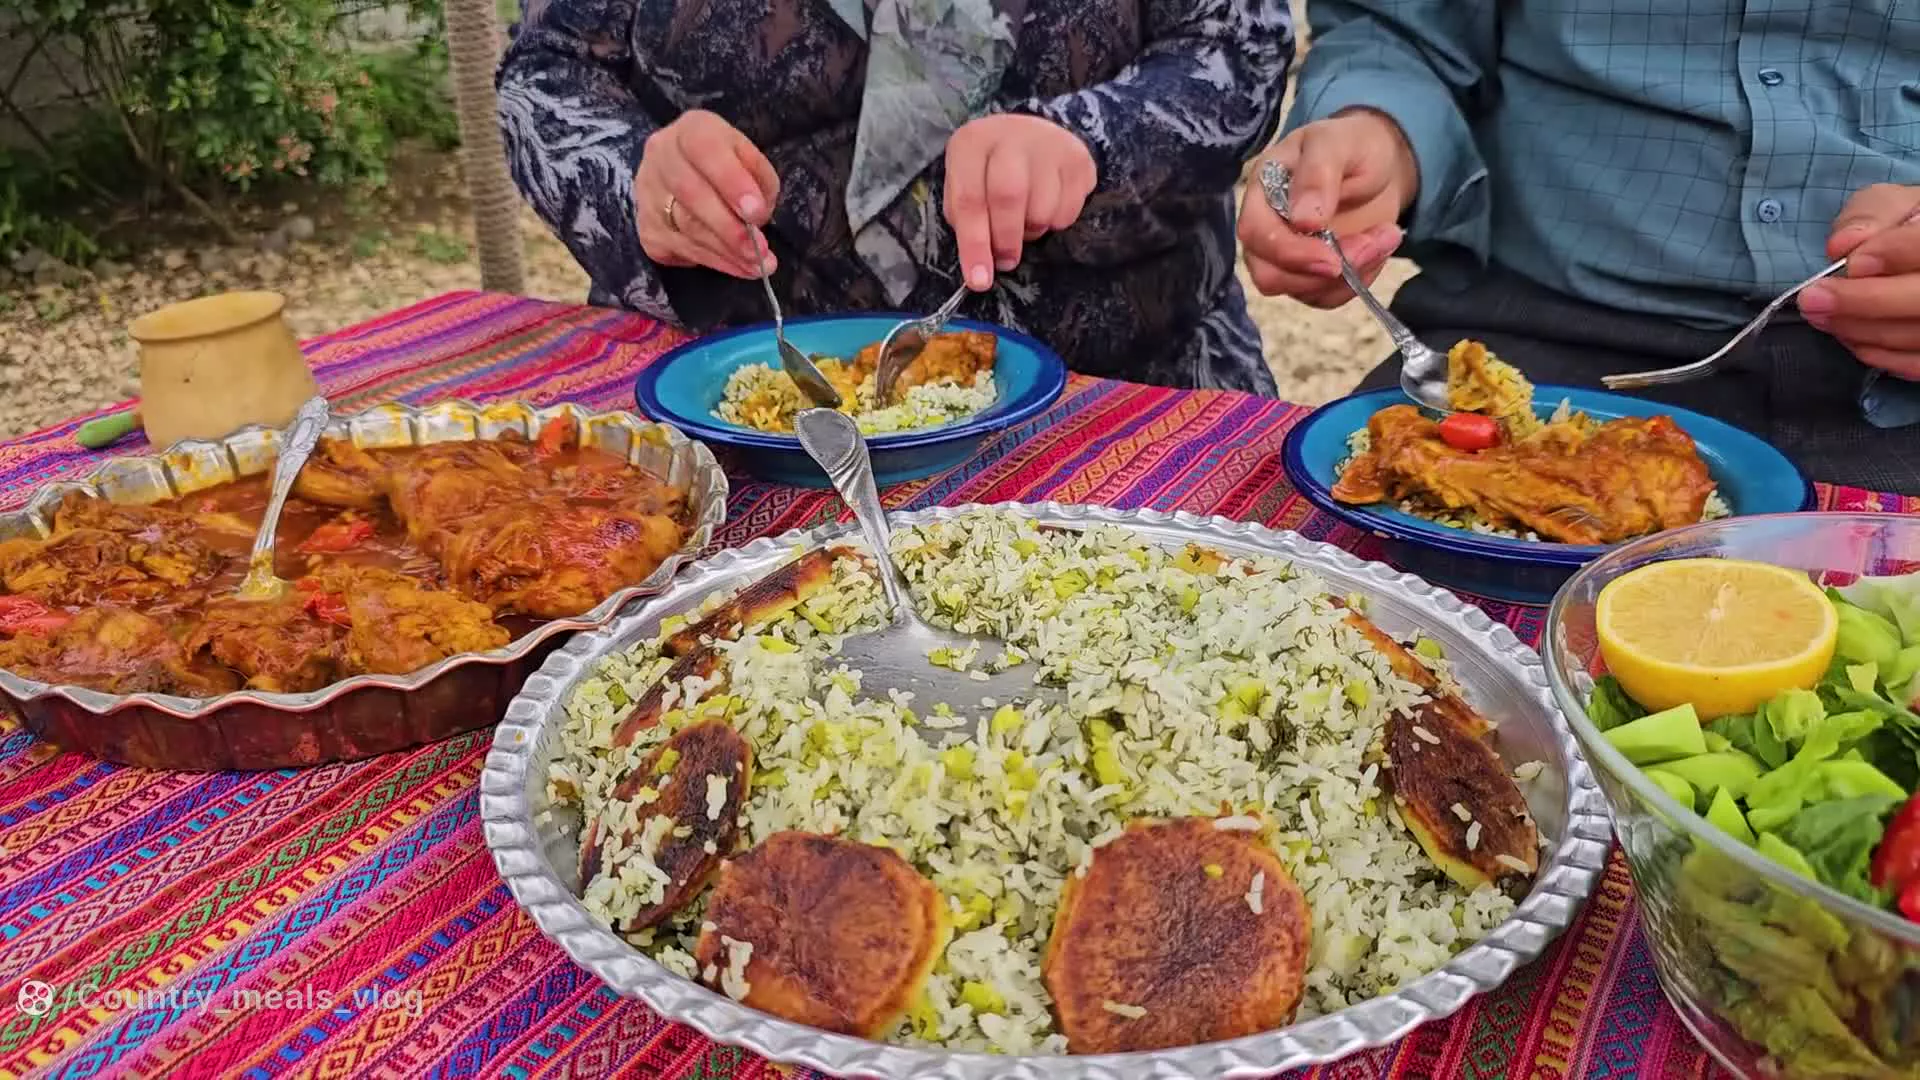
[480,502,1611,1079]
[0,399,728,770]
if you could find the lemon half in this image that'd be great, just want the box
[1595,558,1838,720]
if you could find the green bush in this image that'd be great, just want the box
[0,0,457,255]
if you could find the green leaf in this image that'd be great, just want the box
[1709,712,1790,770]
[1588,675,1647,733]
[1776,795,1901,904]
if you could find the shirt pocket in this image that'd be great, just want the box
[1860,81,1919,152]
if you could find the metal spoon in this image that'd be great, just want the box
[1603,204,1920,390]
[233,394,331,602]
[873,283,970,406]
[749,229,841,409]
[794,408,1044,715]
[1259,160,1452,413]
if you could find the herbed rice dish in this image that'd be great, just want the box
[1334,341,1729,545]
[547,510,1546,1055]
[715,330,998,436]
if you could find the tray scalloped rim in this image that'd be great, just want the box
[0,398,729,720]
[480,500,1612,1080]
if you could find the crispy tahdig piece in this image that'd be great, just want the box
[663,547,847,657]
[1043,816,1309,1054]
[577,720,752,931]
[694,832,951,1037]
[1338,606,1540,892]
[1170,542,1539,891]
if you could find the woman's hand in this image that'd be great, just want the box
[944,115,1098,291]
[1799,184,1920,378]
[634,110,781,279]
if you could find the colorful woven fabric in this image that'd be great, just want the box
[1,290,1910,1080]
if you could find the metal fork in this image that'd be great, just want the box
[872,283,970,406]
[1604,203,1920,390]
[1259,160,1452,413]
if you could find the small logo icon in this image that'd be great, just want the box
[17,980,54,1016]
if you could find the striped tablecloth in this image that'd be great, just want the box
[1,291,1910,1080]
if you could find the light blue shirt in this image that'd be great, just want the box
[1288,1,1919,334]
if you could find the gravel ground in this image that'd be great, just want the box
[0,13,1412,439]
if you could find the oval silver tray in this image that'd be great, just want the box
[480,502,1611,1079]
[0,399,728,771]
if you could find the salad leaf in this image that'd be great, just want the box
[1776,794,1901,904]
[1763,689,1829,746]
[1853,727,1920,792]
[1710,711,1790,770]
[1813,759,1906,802]
[1748,713,1884,814]
[1832,591,1903,667]
[1588,675,1647,733]
[1837,574,1920,645]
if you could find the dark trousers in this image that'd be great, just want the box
[1357,265,1920,495]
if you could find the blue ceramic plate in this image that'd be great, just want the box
[636,314,1067,487]
[1281,386,1817,604]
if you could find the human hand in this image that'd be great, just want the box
[1799,184,1920,378]
[1239,110,1419,309]
[944,114,1098,292]
[634,109,781,279]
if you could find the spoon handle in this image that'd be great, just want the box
[1321,230,1428,360]
[247,395,331,574]
[794,408,906,614]
[749,229,784,338]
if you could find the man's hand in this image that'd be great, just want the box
[1239,110,1419,309]
[1799,184,1920,378]
[944,115,1098,292]
[634,110,781,279]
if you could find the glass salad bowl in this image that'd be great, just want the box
[1543,512,1920,1080]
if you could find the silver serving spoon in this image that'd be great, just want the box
[1260,160,1452,413]
[749,229,841,409]
[234,394,331,602]
[872,283,970,406]
[795,408,1044,716]
[1603,203,1920,391]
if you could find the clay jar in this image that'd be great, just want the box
[130,291,320,448]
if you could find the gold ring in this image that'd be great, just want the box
[664,194,680,232]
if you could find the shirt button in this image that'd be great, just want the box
[1758,68,1784,86]
[1758,198,1783,223]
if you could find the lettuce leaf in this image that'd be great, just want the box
[1775,794,1901,904]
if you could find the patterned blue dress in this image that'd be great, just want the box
[497,0,1294,393]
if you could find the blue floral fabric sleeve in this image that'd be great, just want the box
[497,0,677,321]
[1015,0,1294,202]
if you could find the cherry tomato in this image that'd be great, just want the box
[0,595,71,636]
[1901,876,1920,923]
[296,519,374,554]
[1438,413,1501,452]
[1872,793,1920,892]
[302,591,352,627]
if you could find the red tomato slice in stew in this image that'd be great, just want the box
[302,591,352,627]
[297,519,374,554]
[1438,413,1501,452]
[0,595,71,636]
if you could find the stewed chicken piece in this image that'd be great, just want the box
[694,832,951,1038]
[1042,816,1311,1054]
[0,608,238,696]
